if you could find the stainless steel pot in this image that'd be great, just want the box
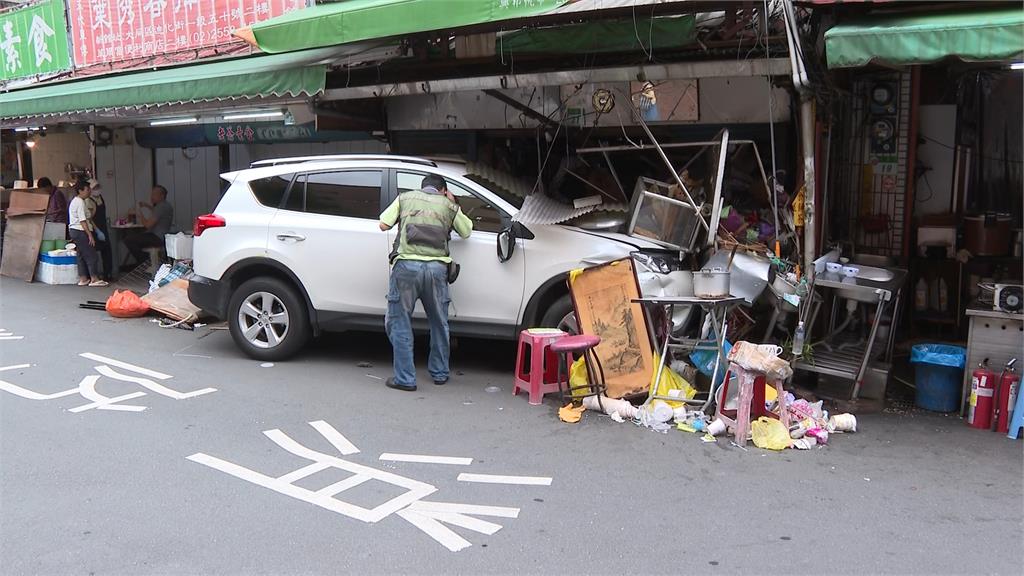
[694,268,731,298]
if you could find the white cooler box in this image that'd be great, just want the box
[35,254,79,285]
[165,232,194,260]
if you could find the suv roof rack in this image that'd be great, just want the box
[250,155,437,168]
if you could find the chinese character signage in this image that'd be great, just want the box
[67,0,307,68]
[0,0,71,82]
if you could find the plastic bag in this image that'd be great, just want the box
[690,339,732,385]
[569,357,589,399]
[910,344,966,369]
[651,354,696,407]
[750,416,791,451]
[106,290,150,318]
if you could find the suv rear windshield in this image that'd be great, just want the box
[249,174,293,208]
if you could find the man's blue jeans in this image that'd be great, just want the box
[385,259,451,387]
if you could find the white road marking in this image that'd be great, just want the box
[79,352,172,380]
[397,509,472,552]
[457,473,553,486]
[0,336,25,340]
[0,364,79,400]
[93,365,216,399]
[408,501,520,518]
[379,453,473,466]
[430,512,503,535]
[68,374,148,412]
[309,420,359,455]
[276,462,331,484]
[188,452,437,524]
[316,475,371,497]
[188,421,550,552]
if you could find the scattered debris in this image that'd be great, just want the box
[558,403,585,423]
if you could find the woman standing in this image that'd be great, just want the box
[84,179,112,281]
[67,181,107,287]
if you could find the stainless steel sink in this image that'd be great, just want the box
[822,263,900,303]
[851,264,895,283]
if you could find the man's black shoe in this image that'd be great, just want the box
[433,377,449,386]
[385,378,416,392]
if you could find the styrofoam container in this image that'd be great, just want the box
[35,254,79,285]
[165,232,193,260]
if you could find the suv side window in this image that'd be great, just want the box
[292,170,383,218]
[395,171,506,233]
[249,174,294,208]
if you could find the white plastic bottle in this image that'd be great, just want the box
[791,321,806,357]
[915,277,928,311]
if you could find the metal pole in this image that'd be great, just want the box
[800,97,817,273]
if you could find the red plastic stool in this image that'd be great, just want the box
[714,362,789,446]
[549,334,606,405]
[513,329,566,405]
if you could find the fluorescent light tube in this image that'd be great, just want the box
[222,111,284,121]
[149,117,198,126]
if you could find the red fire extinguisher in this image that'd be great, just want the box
[993,358,1019,434]
[968,359,997,430]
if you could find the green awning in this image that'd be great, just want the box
[244,0,568,54]
[499,15,696,56]
[0,48,338,120]
[825,8,1024,69]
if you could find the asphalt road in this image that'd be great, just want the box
[1,278,1022,575]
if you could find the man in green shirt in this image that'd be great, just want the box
[379,174,473,391]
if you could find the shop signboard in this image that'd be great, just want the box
[135,122,372,148]
[0,0,71,82]
[67,0,307,68]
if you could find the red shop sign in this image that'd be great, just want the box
[67,0,306,68]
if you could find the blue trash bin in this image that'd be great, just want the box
[910,344,967,412]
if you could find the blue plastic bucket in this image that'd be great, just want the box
[911,344,966,413]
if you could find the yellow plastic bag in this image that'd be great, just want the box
[568,357,590,399]
[750,416,791,451]
[651,354,696,408]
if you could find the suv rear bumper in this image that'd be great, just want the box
[188,275,229,319]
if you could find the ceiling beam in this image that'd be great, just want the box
[322,57,791,101]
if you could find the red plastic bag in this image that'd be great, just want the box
[106,290,150,318]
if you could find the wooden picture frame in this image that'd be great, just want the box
[569,258,654,398]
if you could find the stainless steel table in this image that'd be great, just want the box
[633,295,744,412]
[794,268,906,398]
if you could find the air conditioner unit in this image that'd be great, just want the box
[994,284,1023,314]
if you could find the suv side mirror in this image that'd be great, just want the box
[497,226,516,262]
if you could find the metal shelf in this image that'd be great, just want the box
[795,348,869,381]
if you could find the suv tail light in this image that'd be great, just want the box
[194,214,226,236]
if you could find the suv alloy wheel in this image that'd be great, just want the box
[228,277,310,361]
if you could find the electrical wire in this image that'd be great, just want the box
[763,0,780,255]
[919,133,1023,164]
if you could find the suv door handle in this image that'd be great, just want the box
[276,232,306,242]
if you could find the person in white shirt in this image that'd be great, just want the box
[67,181,107,287]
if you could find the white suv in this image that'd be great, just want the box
[188,155,672,361]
